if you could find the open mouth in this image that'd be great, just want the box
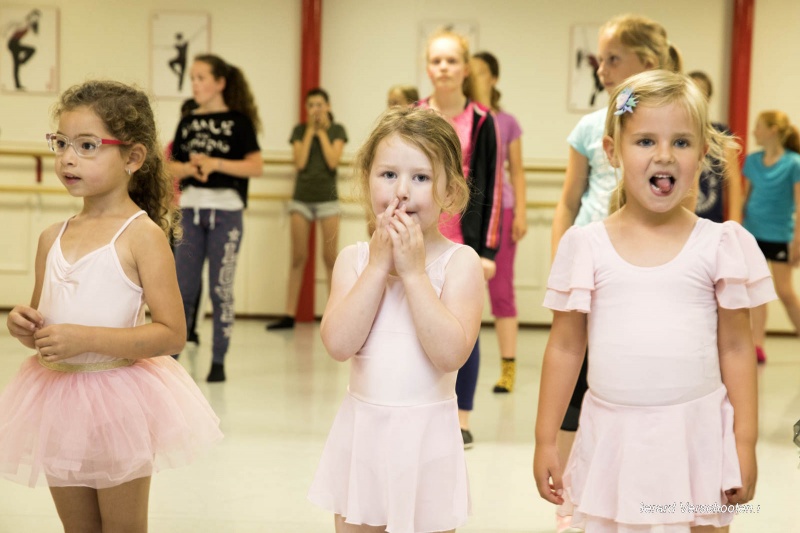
[649,173,675,195]
[63,173,81,184]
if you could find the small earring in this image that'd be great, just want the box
[126,168,132,177]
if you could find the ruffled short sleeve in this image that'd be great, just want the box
[543,225,595,313]
[715,221,777,309]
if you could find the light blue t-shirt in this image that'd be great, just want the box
[743,150,800,242]
[567,108,618,227]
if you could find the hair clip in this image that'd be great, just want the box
[614,87,637,116]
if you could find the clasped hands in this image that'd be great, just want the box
[7,305,87,362]
[369,198,496,281]
[186,153,221,182]
[368,198,426,280]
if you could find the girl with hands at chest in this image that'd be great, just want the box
[267,87,348,331]
[308,107,482,533]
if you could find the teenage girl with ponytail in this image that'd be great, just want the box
[169,54,264,382]
[417,28,503,449]
[742,110,800,363]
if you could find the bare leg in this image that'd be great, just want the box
[493,317,519,392]
[97,476,151,533]
[495,317,518,359]
[458,409,470,430]
[285,213,312,316]
[771,261,800,332]
[319,214,341,294]
[49,486,102,533]
[750,303,767,348]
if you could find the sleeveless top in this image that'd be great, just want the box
[348,241,465,406]
[38,211,147,365]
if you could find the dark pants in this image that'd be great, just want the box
[561,351,588,431]
[171,232,201,339]
[175,208,243,364]
[455,339,480,411]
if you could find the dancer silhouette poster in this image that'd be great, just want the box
[151,12,210,98]
[0,6,59,94]
[567,24,608,113]
[568,24,607,113]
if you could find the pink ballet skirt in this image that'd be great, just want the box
[0,355,223,489]
[308,394,469,533]
[559,386,741,532]
[0,211,222,489]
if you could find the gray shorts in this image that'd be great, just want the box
[287,200,340,221]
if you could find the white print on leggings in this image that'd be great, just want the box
[216,227,240,339]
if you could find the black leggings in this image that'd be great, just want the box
[560,351,588,431]
[455,338,479,411]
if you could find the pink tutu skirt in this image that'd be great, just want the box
[308,393,470,533]
[560,385,741,533]
[0,355,222,489]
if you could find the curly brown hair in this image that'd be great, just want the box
[53,80,179,237]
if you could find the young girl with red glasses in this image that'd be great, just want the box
[2,80,222,533]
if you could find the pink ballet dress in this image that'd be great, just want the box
[308,241,470,533]
[544,219,777,533]
[0,211,223,489]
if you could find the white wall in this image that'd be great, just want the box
[0,1,734,164]
[0,0,300,156]
[749,0,800,151]
[321,0,732,164]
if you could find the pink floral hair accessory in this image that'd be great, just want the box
[614,87,637,116]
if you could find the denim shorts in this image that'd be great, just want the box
[287,200,341,221]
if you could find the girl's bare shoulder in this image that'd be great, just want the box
[444,245,482,277]
[123,214,169,253]
[37,221,65,254]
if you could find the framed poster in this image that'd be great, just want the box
[0,6,59,94]
[418,20,479,100]
[151,11,210,98]
[568,24,607,113]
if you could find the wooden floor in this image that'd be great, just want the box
[0,315,797,532]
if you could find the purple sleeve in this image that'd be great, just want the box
[497,112,522,151]
[506,114,522,145]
